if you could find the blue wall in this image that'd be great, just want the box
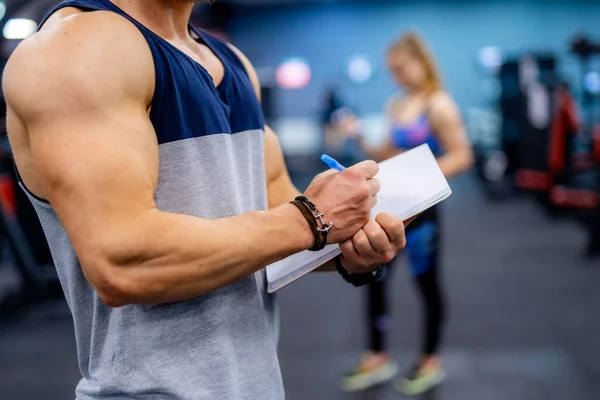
[230,0,600,118]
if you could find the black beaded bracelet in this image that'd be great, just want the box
[334,256,385,287]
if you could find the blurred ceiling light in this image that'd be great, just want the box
[276,58,311,90]
[0,2,6,22]
[584,72,600,94]
[347,55,375,85]
[478,46,503,72]
[3,18,38,40]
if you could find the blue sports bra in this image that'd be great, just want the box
[391,114,441,156]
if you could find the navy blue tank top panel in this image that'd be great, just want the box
[190,27,264,135]
[39,0,265,145]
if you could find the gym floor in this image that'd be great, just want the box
[1,171,599,400]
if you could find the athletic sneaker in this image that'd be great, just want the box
[395,363,446,396]
[340,357,399,392]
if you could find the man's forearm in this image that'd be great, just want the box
[91,203,313,306]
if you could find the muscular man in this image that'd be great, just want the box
[3,0,407,398]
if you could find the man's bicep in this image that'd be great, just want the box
[4,18,158,258]
[21,102,159,269]
[33,111,158,209]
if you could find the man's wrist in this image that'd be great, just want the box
[281,202,315,251]
[291,196,330,251]
[334,256,384,287]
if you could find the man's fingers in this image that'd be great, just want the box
[370,194,378,209]
[375,212,405,244]
[352,229,376,256]
[351,160,379,180]
[363,220,391,253]
[339,238,359,260]
[367,178,381,197]
[340,239,372,274]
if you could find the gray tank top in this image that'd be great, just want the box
[18,1,282,399]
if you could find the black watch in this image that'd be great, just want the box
[334,256,385,287]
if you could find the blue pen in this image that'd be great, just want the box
[321,154,347,171]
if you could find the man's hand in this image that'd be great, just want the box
[303,161,380,244]
[339,213,406,274]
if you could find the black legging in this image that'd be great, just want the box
[367,208,445,356]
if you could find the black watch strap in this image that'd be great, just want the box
[334,256,384,287]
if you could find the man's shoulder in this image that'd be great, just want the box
[5,9,150,83]
[3,10,154,118]
[20,9,148,61]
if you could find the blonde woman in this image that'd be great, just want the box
[341,32,473,395]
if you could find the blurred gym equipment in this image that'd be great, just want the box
[569,34,600,257]
[472,54,557,200]
[473,35,600,258]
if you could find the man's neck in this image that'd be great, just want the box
[111,0,194,40]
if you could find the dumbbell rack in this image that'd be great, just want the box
[585,127,600,258]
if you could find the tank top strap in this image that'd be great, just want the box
[189,26,249,79]
[39,0,151,35]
